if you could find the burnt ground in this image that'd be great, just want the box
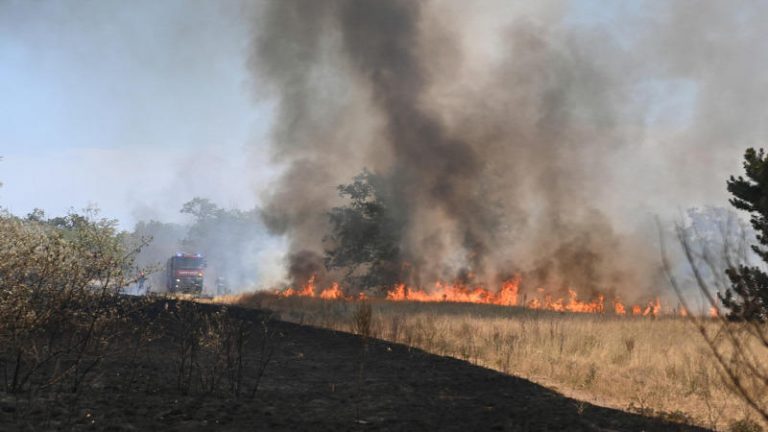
[1,301,709,432]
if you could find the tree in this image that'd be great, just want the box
[180,198,266,289]
[722,148,768,320]
[664,149,768,425]
[0,209,144,393]
[181,197,220,221]
[324,169,404,293]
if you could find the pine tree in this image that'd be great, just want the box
[722,148,768,320]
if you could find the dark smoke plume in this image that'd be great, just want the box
[251,1,766,301]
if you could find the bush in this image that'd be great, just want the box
[0,211,141,393]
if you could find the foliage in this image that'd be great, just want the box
[723,148,768,320]
[0,209,143,393]
[664,151,768,427]
[181,197,265,289]
[324,169,404,292]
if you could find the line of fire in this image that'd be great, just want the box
[274,274,719,318]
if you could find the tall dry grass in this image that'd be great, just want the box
[241,293,768,431]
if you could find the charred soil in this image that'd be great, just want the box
[1,300,708,431]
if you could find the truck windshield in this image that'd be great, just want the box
[175,257,204,269]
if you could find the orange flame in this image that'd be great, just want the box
[642,298,661,317]
[523,289,605,314]
[278,274,668,317]
[386,277,520,306]
[280,276,346,300]
[614,300,627,316]
[319,282,343,299]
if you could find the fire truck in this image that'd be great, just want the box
[166,253,205,294]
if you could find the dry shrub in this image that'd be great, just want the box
[163,301,275,397]
[730,418,764,432]
[352,301,373,338]
[663,218,768,427]
[0,211,144,394]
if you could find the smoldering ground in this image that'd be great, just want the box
[250,0,768,302]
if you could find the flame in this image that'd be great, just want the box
[277,274,668,317]
[522,289,605,314]
[280,276,346,300]
[709,306,719,318]
[641,298,661,317]
[319,282,343,299]
[386,277,520,306]
[386,279,613,314]
[614,299,627,316]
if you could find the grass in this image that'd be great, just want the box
[238,293,768,431]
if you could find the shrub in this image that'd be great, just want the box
[0,211,142,393]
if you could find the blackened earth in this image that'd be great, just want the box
[0,301,709,432]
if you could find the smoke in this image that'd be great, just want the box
[251,1,768,301]
[130,201,286,294]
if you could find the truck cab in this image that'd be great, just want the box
[166,253,205,294]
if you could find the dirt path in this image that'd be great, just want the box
[1,303,708,431]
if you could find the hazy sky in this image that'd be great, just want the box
[0,0,746,230]
[0,0,275,227]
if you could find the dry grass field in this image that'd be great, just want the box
[235,293,768,431]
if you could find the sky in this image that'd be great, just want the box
[0,0,749,231]
[0,0,274,227]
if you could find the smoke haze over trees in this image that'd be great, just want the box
[250,0,768,301]
[128,198,279,293]
[4,1,768,301]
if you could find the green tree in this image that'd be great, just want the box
[722,148,768,320]
[324,169,404,293]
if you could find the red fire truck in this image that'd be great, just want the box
[166,253,205,294]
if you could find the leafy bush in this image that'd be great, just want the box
[0,210,142,393]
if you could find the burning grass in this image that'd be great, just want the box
[274,275,677,318]
[236,293,767,431]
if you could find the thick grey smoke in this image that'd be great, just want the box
[251,1,768,302]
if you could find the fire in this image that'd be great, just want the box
[280,276,346,300]
[641,298,661,317]
[709,306,719,318]
[319,282,343,299]
[523,290,605,314]
[278,274,669,317]
[386,278,519,306]
[614,299,626,315]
